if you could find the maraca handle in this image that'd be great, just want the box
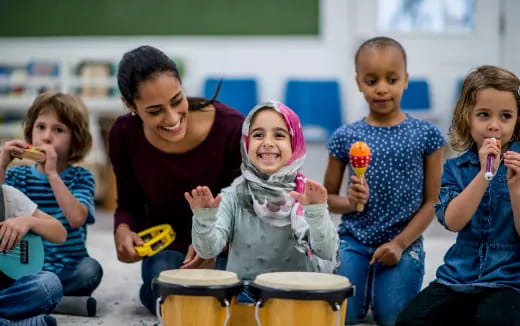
[354,175,366,212]
[356,202,365,212]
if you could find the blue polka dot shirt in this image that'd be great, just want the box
[327,114,446,246]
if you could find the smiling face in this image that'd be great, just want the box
[247,109,293,175]
[355,45,408,123]
[130,72,189,150]
[470,87,518,150]
[32,107,72,163]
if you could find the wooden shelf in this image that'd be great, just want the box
[0,96,125,115]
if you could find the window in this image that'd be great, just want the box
[378,0,474,34]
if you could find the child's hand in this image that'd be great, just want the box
[478,138,501,174]
[180,244,217,269]
[369,240,404,266]
[348,175,369,209]
[290,179,327,205]
[0,139,28,169]
[185,186,222,209]
[36,144,57,175]
[504,151,520,190]
[0,215,30,252]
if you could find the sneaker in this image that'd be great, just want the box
[86,297,96,317]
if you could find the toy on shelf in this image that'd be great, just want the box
[349,141,371,212]
[12,145,45,163]
[135,224,176,257]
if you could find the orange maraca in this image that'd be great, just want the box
[349,141,371,212]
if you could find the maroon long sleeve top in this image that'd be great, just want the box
[108,102,244,253]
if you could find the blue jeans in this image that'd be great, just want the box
[337,235,424,326]
[140,249,227,315]
[0,271,62,322]
[57,257,103,296]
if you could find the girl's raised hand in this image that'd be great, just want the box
[504,151,520,190]
[290,179,327,205]
[185,186,222,209]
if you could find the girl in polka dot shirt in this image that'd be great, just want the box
[324,36,445,326]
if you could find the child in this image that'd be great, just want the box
[0,91,103,317]
[323,36,446,325]
[396,66,520,325]
[0,183,66,326]
[186,101,338,283]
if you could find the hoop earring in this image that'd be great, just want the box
[131,111,136,116]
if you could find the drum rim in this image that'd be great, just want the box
[154,279,244,307]
[249,282,354,311]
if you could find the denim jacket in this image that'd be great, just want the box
[434,141,520,293]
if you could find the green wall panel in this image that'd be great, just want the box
[0,0,319,36]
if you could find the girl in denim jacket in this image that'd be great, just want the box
[397,65,520,326]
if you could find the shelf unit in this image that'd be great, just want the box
[0,60,124,203]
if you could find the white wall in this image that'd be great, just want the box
[0,0,517,135]
[350,0,502,134]
[502,0,520,76]
[0,0,352,119]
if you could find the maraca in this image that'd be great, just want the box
[349,141,371,212]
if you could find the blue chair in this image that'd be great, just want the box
[203,78,258,116]
[401,79,431,111]
[455,78,464,99]
[284,79,343,142]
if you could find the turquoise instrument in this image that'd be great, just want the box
[0,232,44,280]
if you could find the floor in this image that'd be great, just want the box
[52,143,457,326]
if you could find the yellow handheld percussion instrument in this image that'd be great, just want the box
[12,145,46,163]
[249,272,354,326]
[135,224,175,257]
[154,269,243,326]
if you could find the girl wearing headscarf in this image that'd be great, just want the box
[186,101,338,283]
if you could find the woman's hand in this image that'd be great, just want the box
[184,186,222,209]
[0,215,31,252]
[180,244,217,269]
[348,175,369,209]
[114,223,144,263]
[290,179,327,205]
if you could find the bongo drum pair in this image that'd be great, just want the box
[155,269,354,326]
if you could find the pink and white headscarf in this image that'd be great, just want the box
[232,101,310,254]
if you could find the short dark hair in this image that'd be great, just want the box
[354,36,407,72]
[24,91,92,164]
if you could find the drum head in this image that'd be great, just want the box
[250,272,354,311]
[158,269,240,286]
[254,272,351,290]
[155,269,243,307]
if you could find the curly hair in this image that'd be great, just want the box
[449,65,520,152]
[23,91,92,164]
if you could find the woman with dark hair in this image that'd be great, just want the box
[109,45,244,314]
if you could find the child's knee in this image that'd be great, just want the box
[78,258,103,280]
[36,271,63,308]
